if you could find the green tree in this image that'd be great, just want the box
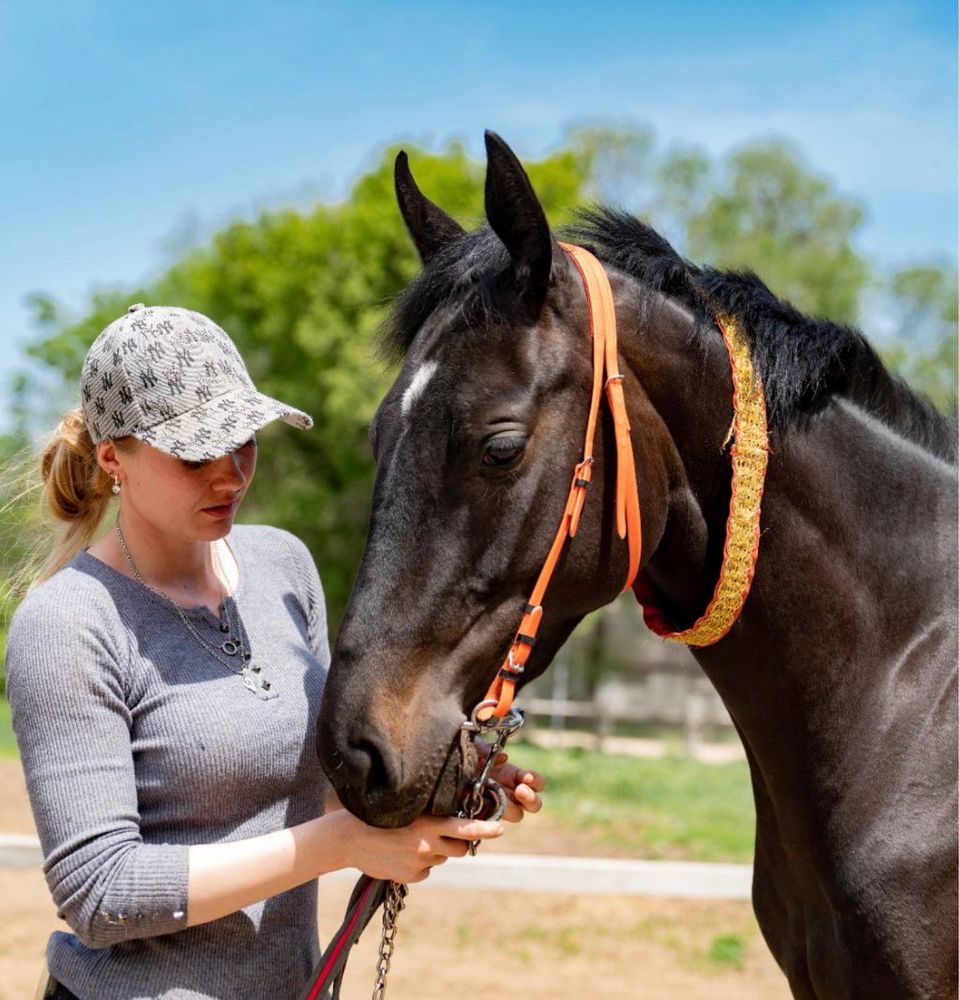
[880,262,958,414]
[11,141,591,625]
[683,140,870,322]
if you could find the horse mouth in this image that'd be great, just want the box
[336,784,428,829]
[323,714,472,828]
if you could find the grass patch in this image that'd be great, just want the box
[0,698,16,758]
[517,923,584,956]
[707,932,746,969]
[506,740,755,862]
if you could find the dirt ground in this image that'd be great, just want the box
[0,759,789,999]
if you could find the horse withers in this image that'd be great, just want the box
[316,132,958,999]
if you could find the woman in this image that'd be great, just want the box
[5,304,544,1000]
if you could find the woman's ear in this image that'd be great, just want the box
[96,439,122,477]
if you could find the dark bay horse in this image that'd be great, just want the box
[317,132,958,998]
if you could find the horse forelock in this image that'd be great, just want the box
[379,228,513,364]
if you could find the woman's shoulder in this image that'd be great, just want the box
[10,552,128,632]
[230,524,324,622]
[5,554,133,692]
[231,523,318,576]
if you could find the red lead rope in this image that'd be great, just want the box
[477,243,643,722]
[300,876,386,1000]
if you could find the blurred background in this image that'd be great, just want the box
[0,2,955,996]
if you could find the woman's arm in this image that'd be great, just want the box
[187,755,546,928]
[186,810,503,928]
[6,595,191,949]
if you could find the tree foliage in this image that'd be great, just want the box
[880,262,958,415]
[3,127,955,630]
[682,141,870,322]
[7,141,592,624]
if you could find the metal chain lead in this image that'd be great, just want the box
[368,707,523,996]
[371,881,408,1000]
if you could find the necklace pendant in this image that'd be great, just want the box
[221,639,240,655]
[241,664,272,696]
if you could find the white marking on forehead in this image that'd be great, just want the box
[401,360,438,417]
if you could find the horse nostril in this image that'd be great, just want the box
[345,734,397,796]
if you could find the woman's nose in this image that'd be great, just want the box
[212,450,249,490]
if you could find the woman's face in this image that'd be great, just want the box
[105,436,258,542]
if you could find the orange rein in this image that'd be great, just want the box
[476,243,768,722]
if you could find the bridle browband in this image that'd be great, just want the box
[475,242,769,723]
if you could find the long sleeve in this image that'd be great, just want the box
[6,529,328,999]
[5,595,190,949]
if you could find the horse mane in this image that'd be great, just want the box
[570,208,957,464]
[382,209,957,465]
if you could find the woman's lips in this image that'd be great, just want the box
[202,500,239,518]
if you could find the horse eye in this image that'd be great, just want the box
[482,435,527,468]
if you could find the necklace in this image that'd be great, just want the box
[114,513,274,698]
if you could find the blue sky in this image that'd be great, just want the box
[2,0,956,429]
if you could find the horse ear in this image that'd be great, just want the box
[484,130,553,316]
[394,151,466,265]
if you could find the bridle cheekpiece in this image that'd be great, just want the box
[474,242,769,724]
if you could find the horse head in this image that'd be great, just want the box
[316,132,704,826]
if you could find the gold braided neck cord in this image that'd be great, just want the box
[635,314,769,646]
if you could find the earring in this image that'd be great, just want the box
[111,476,121,495]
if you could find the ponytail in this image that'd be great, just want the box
[31,408,117,590]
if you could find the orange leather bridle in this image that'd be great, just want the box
[475,242,768,723]
[476,243,642,722]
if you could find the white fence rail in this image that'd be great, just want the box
[518,690,731,757]
[0,834,752,897]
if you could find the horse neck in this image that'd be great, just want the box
[617,292,957,760]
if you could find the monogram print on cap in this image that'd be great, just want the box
[79,306,312,459]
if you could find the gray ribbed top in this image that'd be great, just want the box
[5,524,330,1000]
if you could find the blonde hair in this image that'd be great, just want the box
[7,409,134,594]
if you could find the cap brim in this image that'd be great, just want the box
[136,387,313,461]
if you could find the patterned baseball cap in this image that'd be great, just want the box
[80,304,313,461]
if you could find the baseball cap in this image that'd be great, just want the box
[80,304,313,461]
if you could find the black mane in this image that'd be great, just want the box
[382,209,957,465]
[569,208,957,464]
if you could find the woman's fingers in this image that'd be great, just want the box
[501,798,524,823]
[510,766,545,794]
[349,789,545,883]
[513,780,543,813]
[489,757,546,795]
[438,816,504,842]
[445,838,470,858]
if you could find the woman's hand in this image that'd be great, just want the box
[332,812,504,884]
[480,744,546,823]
